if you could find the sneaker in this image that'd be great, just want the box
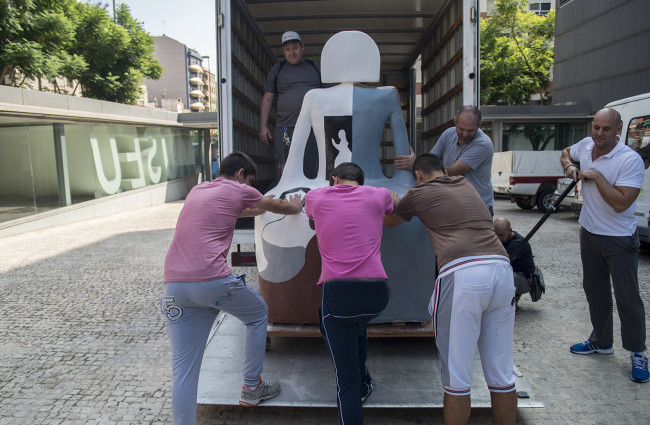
[630,353,649,383]
[361,381,374,403]
[570,340,614,355]
[239,380,281,406]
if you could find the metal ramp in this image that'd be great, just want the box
[197,313,543,409]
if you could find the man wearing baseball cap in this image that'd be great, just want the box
[260,31,323,186]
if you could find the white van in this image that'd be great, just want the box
[605,93,650,243]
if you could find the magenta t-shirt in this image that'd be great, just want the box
[305,185,394,284]
[164,177,262,282]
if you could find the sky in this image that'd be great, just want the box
[120,0,217,71]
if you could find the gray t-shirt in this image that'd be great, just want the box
[264,60,322,127]
[431,127,494,208]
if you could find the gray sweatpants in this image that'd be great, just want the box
[160,274,268,425]
[580,227,646,352]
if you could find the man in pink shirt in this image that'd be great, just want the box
[305,162,398,425]
[161,152,303,425]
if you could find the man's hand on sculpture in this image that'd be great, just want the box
[394,146,416,171]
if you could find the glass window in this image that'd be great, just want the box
[625,115,650,169]
[480,120,493,142]
[0,118,202,224]
[529,2,552,15]
[502,123,556,151]
[558,122,588,149]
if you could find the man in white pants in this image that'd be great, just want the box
[386,153,517,425]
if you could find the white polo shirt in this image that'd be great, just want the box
[570,136,644,236]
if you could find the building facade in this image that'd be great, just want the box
[553,0,650,111]
[0,85,218,236]
[143,35,217,114]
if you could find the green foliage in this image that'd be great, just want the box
[0,0,161,104]
[480,0,555,106]
[0,0,81,88]
[524,124,555,151]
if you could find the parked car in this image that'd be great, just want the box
[492,150,564,213]
[553,178,582,215]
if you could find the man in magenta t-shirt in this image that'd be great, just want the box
[161,152,303,425]
[305,162,397,425]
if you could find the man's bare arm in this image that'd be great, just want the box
[259,92,275,144]
[561,147,579,179]
[255,193,304,215]
[445,159,471,176]
[383,212,405,228]
[579,168,640,213]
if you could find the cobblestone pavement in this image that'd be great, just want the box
[0,199,648,424]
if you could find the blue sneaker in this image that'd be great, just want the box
[630,353,649,383]
[570,340,614,355]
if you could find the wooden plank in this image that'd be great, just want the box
[267,321,434,338]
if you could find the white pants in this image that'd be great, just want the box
[432,257,516,396]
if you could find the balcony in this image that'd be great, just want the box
[190,89,204,98]
[188,64,203,74]
[190,102,205,111]
[189,77,203,86]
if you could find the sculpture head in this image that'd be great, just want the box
[321,31,380,84]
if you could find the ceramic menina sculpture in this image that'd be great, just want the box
[255,31,436,324]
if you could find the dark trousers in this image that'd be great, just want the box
[272,126,318,182]
[320,279,389,425]
[580,227,646,352]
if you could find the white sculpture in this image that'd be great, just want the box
[255,31,435,324]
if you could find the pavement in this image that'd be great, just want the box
[0,199,648,424]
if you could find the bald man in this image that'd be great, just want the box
[394,106,494,215]
[561,107,648,383]
[493,217,535,312]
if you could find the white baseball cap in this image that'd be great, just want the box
[281,31,302,46]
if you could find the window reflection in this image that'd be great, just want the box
[0,121,201,224]
[626,115,650,169]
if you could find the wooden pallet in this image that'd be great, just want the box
[267,320,433,338]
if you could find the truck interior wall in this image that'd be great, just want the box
[419,0,465,154]
[222,0,473,186]
[228,0,276,189]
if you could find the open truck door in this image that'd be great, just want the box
[216,0,480,191]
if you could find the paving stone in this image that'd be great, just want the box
[0,199,648,424]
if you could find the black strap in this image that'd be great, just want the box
[510,178,579,261]
[273,59,321,96]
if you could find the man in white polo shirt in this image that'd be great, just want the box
[561,107,648,383]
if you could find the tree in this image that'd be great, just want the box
[72,2,162,104]
[1,1,161,104]
[480,0,555,106]
[0,0,86,90]
[524,124,555,151]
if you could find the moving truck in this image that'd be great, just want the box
[215,0,481,191]
[214,0,482,329]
